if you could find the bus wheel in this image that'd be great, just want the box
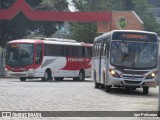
[143,87,149,94]
[101,84,105,89]
[79,70,85,81]
[105,85,112,92]
[20,77,26,81]
[73,77,79,81]
[95,82,100,88]
[42,71,49,81]
[54,77,64,81]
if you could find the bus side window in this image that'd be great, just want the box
[85,47,92,58]
[97,42,100,57]
[106,38,111,57]
[93,45,96,57]
[64,46,69,56]
[101,39,105,57]
[98,41,102,57]
[36,44,43,64]
[95,42,98,57]
[103,39,107,57]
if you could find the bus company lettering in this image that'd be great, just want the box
[122,34,147,40]
[61,57,91,70]
[68,58,84,62]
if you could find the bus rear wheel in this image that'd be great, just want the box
[54,77,64,81]
[20,77,26,81]
[95,82,100,88]
[73,77,79,81]
[78,70,85,81]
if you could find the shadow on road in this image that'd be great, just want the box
[11,78,93,83]
[97,87,158,98]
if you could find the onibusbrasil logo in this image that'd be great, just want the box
[117,16,128,29]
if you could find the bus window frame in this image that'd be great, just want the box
[35,44,43,65]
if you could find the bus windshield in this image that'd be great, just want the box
[6,43,34,67]
[110,41,158,69]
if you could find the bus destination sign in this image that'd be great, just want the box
[11,44,19,48]
[122,34,147,40]
[112,32,157,42]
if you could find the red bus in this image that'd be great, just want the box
[5,38,92,81]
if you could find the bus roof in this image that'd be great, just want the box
[7,38,93,47]
[94,30,157,42]
[7,39,44,44]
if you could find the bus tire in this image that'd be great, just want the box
[105,85,112,92]
[143,87,149,94]
[20,77,26,81]
[54,77,64,81]
[79,70,85,81]
[101,84,105,89]
[42,71,49,81]
[95,82,100,88]
[73,77,79,81]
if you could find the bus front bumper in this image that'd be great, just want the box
[5,70,35,78]
[107,75,157,88]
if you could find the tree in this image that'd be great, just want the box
[69,0,106,43]
[0,0,17,47]
[131,0,160,35]
[0,0,69,48]
[69,0,126,43]
[69,22,97,43]
[69,0,160,43]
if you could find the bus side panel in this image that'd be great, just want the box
[36,56,92,78]
[34,56,66,77]
[93,57,100,83]
[100,57,107,84]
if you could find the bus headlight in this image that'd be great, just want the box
[5,68,10,72]
[109,69,121,78]
[28,69,33,71]
[145,71,157,79]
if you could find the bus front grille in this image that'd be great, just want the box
[118,69,148,75]
[122,75,143,79]
[124,80,141,84]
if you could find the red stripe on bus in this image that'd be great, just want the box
[61,57,91,70]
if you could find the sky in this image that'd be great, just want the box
[67,0,75,11]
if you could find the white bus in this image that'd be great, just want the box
[92,30,159,94]
[5,38,92,81]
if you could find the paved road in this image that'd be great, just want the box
[0,78,159,120]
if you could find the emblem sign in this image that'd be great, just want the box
[116,16,128,29]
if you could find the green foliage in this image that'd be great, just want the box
[69,22,97,43]
[0,0,69,48]
[69,0,160,43]
[0,46,2,51]
[0,0,16,8]
[25,0,42,8]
